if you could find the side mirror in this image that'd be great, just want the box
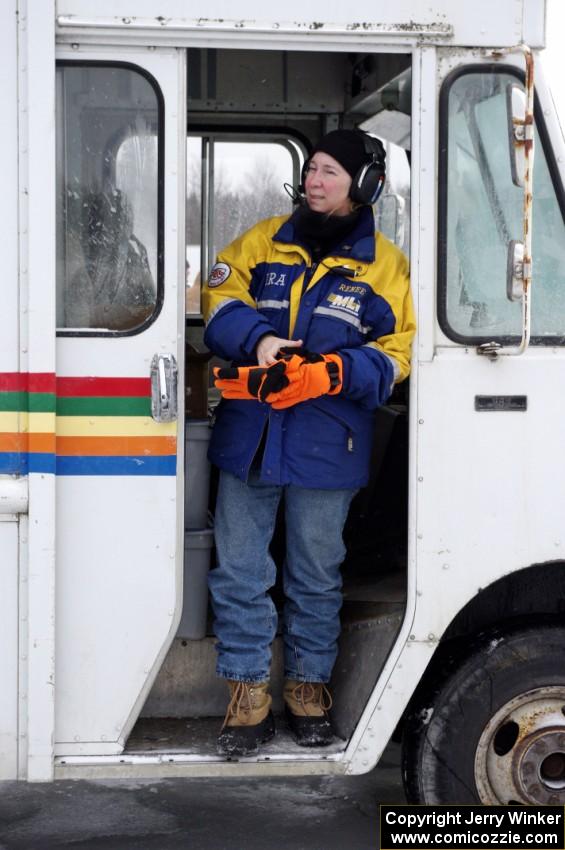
[506,84,532,188]
[506,239,525,302]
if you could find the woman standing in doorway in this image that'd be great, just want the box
[202,129,415,756]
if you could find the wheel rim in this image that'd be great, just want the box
[475,687,565,804]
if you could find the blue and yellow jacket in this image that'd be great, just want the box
[202,205,416,489]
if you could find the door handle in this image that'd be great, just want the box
[150,353,178,422]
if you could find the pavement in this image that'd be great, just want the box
[0,743,404,850]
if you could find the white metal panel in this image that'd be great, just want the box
[524,0,546,46]
[55,478,177,750]
[20,0,58,782]
[0,0,19,373]
[54,47,185,752]
[0,8,23,780]
[56,0,546,47]
[346,44,436,774]
[18,517,29,779]
[413,351,565,636]
[0,523,19,780]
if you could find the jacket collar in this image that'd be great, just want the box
[273,204,376,263]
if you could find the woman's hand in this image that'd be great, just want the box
[256,334,303,366]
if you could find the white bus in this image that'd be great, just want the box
[2,0,564,806]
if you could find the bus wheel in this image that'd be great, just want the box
[401,625,565,804]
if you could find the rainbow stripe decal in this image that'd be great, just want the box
[0,373,177,476]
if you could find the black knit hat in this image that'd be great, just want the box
[310,129,373,178]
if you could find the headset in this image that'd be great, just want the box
[297,131,386,206]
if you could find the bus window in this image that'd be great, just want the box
[56,64,163,333]
[186,136,299,316]
[440,67,565,343]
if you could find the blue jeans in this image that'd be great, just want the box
[209,469,356,683]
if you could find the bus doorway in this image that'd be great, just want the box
[127,45,414,759]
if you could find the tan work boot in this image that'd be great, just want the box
[217,680,275,757]
[283,679,334,746]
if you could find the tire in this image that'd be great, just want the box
[402,624,565,804]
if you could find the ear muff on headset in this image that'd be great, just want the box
[349,134,386,206]
[299,133,386,206]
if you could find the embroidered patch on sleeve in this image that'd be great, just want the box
[208,262,231,288]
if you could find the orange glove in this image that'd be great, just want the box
[268,352,342,409]
[213,359,290,402]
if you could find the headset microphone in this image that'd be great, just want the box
[283,182,305,205]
